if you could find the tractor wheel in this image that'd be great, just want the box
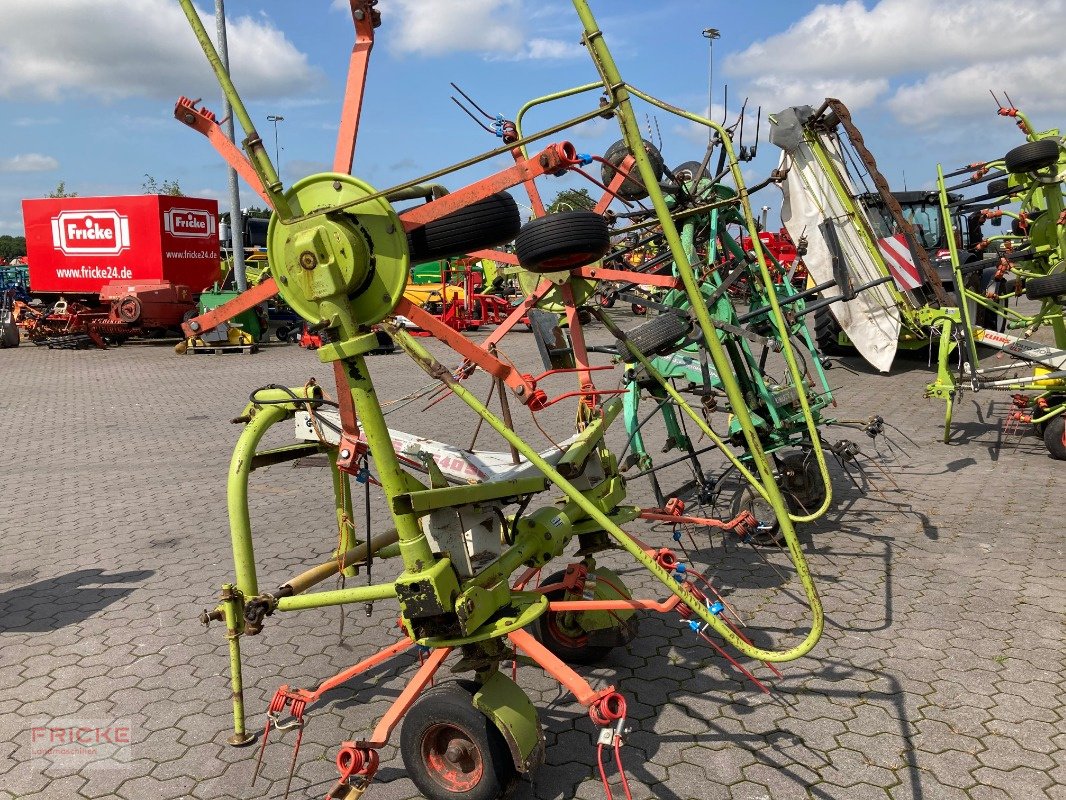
[400,681,517,800]
[275,324,291,342]
[597,290,616,308]
[1024,272,1066,300]
[630,303,647,316]
[534,570,615,665]
[514,211,610,273]
[1043,415,1066,461]
[407,192,521,262]
[600,138,665,200]
[1004,139,1060,174]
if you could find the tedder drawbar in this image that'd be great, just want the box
[176,2,829,798]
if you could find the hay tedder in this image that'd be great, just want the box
[770,98,1065,458]
[926,102,1066,457]
[176,2,829,797]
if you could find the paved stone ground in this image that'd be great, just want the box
[0,323,1062,800]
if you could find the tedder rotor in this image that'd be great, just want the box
[176,2,828,798]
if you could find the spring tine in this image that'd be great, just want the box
[251,717,272,785]
[450,96,495,134]
[450,82,496,120]
[283,725,303,799]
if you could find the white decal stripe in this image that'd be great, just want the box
[878,235,922,290]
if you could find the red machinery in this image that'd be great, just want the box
[408,259,515,335]
[20,195,220,346]
[740,228,807,285]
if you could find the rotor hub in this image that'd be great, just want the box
[267,173,408,337]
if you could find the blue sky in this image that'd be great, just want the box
[3,0,1065,236]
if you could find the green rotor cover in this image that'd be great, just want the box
[267,173,409,333]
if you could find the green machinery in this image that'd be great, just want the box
[925,104,1066,457]
[611,176,838,520]
[175,2,829,797]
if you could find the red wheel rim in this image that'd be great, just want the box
[421,723,484,791]
[545,610,588,648]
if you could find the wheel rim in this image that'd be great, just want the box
[421,723,485,792]
[545,610,588,649]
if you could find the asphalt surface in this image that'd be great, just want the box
[0,321,1062,800]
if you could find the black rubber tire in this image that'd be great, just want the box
[369,329,396,354]
[1025,272,1066,300]
[534,570,614,665]
[778,451,827,515]
[600,138,665,201]
[400,680,517,800]
[407,192,521,262]
[671,161,704,182]
[514,211,610,273]
[1004,139,1060,174]
[986,178,1010,198]
[275,324,291,342]
[731,486,782,546]
[597,291,616,308]
[1043,415,1066,460]
[812,305,843,353]
[630,303,647,316]
[623,312,691,357]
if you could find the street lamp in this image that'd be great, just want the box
[702,28,720,145]
[266,114,285,172]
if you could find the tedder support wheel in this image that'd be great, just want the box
[401,680,518,800]
[1004,139,1060,174]
[514,211,610,273]
[1043,415,1066,460]
[1024,272,1066,300]
[986,178,1011,198]
[600,137,665,200]
[534,570,615,665]
[407,192,521,262]
[778,450,828,515]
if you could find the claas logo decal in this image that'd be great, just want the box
[163,207,216,239]
[51,210,131,256]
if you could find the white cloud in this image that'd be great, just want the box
[373,0,580,60]
[727,0,1066,124]
[378,0,523,56]
[517,38,583,61]
[0,0,320,102]
[888,53,1066,127]
[0,154,59,173]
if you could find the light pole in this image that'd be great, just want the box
[702,28,720,145]
[266,114,285,173]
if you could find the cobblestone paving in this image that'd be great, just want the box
[0,327,1062,800]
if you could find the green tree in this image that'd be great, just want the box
[47,181,78,198]
[547,188,595,213]
[142,174,184,196]
[0,235,27,262]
